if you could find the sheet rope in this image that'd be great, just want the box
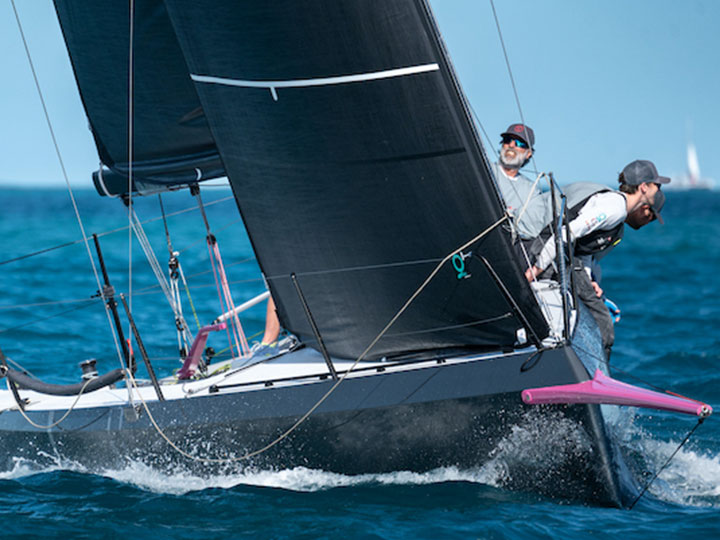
[117,214,509,463]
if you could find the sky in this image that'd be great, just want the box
[1,0,719,188]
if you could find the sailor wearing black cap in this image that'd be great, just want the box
[525,159,669,355]
[493,123,547,239]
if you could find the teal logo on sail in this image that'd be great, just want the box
[452,251,472,280]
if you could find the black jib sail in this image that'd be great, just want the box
[53,0,224,196]
[161,0,550,360]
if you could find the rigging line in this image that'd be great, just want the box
[99,277,260,303]
[9,0,126,374]
[612,364,706,404]
[489,0,526,128]
[126,215,510,464]
[178,264,202,331]
[4,356,35,379]
[191,182,231,188]
[510,172,557,326]
[629,418,706,510]
[157,193,196,342]
[264,256,444,281]
[132,195,234,232]
[158,194,174,256]
[570,341,699,401]
[488,0,540,176]
[127,207,193,341]
[468,101,499,160]
[513,172,546,226]
[194,187,250,357]
[0,240,80,267]
[2,372,98,429]
[0,297,100,310]
[0,300,99,335]
[179,257,258,281]
[572,339,711,410]
[127,0,135,327]
[176,217,245,255]
[0,195,237,268]
[0,197,238,266]
[383,312,512,338]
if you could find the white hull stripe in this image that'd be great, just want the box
[191,63,440,101]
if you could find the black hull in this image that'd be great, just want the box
[0,344,629,506]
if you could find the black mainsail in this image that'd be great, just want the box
[53,0,224,195]
[160,0,549,360]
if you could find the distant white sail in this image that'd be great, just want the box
[669,142,715,190]
[687,143,700,186]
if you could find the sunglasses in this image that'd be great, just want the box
[501,136,528,149]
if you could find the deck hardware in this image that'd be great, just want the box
[93,234,133,372]
[119,294,165,401]
[478,256,543,348]
[549,173,570,340]
[291,273,338,380]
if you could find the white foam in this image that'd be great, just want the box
[91,409,596,496]
[0,451,86,480]
[95,461,497,496]
[603,406,720,507]
[641,438,720,507]
[2,407,717,507]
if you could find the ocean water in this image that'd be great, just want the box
[0,187,718,539]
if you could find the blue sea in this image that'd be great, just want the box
[0,187,718,539]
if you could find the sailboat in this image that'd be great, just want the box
[667,143,715,191]
[0,0,710,507]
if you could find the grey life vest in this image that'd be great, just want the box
[561,183,625,258]
[532,183,625,262]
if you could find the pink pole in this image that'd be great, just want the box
[177,322,227,380]
[522,369,712,417]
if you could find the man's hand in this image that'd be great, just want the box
[591,281,603,298]
[525,266,542,282]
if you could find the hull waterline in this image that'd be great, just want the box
[0,343,630,506]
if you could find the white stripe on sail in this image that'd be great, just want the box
[191,63,440,101]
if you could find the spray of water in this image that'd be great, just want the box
[2,407,717,507]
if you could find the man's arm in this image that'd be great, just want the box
[527,192,626,280]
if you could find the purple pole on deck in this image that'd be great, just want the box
[522,369,712,417]
[177,322,227,380]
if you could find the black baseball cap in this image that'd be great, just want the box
[622,160,671,186]
[501,123,535,148]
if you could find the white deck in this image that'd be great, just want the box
[0,345,535,414]
[0,283,566,415]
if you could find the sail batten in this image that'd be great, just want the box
[190,63,440,92]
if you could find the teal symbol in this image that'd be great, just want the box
[452,252,470,280]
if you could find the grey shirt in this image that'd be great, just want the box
[492,162,548,239]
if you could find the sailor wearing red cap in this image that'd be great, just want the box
[493,123,546,240]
